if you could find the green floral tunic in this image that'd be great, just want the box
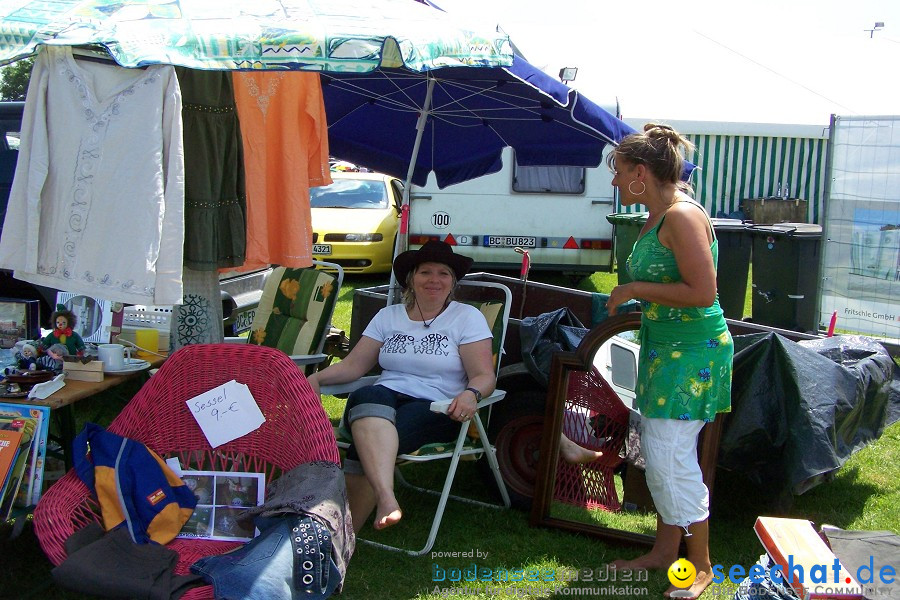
[626,203,733,422]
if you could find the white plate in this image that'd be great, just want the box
[103,358,152,374]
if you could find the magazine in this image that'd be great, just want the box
[176,470,265,542]
[0,403,51,507]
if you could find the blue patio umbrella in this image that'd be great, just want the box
[323,54,637,189]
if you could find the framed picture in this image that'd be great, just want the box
[177,470,265,542]
[55,293,123,345]
[0,298,40,348]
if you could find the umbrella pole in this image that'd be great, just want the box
[387,77,435,306]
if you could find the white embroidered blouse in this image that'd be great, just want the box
[0,46,185,305]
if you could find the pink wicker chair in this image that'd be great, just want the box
[33,343,340,600]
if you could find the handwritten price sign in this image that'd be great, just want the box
[187,380,265,448]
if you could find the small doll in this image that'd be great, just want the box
[15,342,38,371]
[3,342,38,376]
[35,343,68,373]
[39,304,86,358]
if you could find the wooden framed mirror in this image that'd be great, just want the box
[529,313,723,547]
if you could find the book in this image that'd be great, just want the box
[0,297,40,348]
[0,403,51,506]
[754,516,863,600]
[0,426,25,516]
[0,416,34,519]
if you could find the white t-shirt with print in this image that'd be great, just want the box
[362,301,492,401]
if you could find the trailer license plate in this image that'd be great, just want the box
[312,244,332,255]
[233,309,256,334]
[486,236,536,248]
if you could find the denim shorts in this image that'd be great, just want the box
[342,384,459,474]
[190,515,340,600]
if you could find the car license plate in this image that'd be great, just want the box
[312,244,332,255]
[485,236,536,248]
[233,309,256,334]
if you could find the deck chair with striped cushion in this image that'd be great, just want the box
[226,260,343,374]
[323,279,512,556]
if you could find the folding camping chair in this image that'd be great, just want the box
[225,260,343,374]
[322,279,512,556]
[34,343,341,600]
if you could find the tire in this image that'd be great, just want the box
[480,388,547,510]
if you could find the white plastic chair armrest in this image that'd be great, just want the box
[320,375,379,396]
[476,389,506,409]
[290,353,328,367]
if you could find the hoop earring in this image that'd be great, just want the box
[628,181,646,196]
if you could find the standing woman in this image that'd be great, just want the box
[606,124,733,599]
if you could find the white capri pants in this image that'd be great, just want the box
[640,417,709,529]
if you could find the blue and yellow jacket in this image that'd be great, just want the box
[73,422,197,545]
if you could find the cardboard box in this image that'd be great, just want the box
[62,358,104,382]
[754,516,863,600]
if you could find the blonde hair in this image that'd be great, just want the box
[402,265,458,309]
[608,123,695,193]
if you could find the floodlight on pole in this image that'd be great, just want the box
[559,67,578,83]
[864,22,884,38]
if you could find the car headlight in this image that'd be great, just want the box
[324,233,384,242]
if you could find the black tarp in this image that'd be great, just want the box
[719,333,899,497]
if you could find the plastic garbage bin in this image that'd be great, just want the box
[748,223,823,333]
[607,212,648,285]
[608,213,752,319]
[710,218,752,320]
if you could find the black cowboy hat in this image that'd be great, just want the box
[392,240,474,288]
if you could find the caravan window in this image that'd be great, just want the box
[511,157,585,194]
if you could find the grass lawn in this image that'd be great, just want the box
[3,269,895,600]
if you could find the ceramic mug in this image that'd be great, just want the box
[97,343,128,370]
[134,328,159,358]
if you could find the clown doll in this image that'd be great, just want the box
[39,305,86,358]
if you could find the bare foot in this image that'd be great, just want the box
[664,566,713,599]
[560,435,603,464]
[373,501,402,530]
[609,552,677,571]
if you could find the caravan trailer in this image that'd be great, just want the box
[407,146,617,275]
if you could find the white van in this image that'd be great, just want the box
[407,146,616,275]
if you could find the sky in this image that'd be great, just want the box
[435,0,900,126]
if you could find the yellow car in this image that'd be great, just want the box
[311,172,403,274]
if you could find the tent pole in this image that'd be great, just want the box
[387,76,435,306]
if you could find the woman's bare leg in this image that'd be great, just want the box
[664,519,713,599]
[610,515,681,570]
[350,416,402,530]
[559,433,603,464]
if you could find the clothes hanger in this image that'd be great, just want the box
[70,45,147,70]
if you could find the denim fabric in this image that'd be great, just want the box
[191,515,340,600]
[344,384,460,462]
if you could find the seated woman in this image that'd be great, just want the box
[307,240,495,532]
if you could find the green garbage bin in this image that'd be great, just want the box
[748,223,823,332]
[710,218,751,320]
[608,213,751,319]
[607,212,648,285]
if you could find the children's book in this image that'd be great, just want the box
[0,403,51,506]
[0,416,34,519]
[0,426,25,516]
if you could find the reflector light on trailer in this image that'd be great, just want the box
[408,234,441,245]
[444,233,457,245]
[580,239,612,250]
[563,236,579,249]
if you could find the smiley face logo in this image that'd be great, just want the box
[667,558,696,588]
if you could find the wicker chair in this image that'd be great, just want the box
[33,343,340,600]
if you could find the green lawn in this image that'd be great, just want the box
[3,269,895,600]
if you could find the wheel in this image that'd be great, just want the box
[481,388,547,510]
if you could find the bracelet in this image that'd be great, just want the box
[465,387,482,402]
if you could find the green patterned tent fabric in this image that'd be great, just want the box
[0,0,512,71]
